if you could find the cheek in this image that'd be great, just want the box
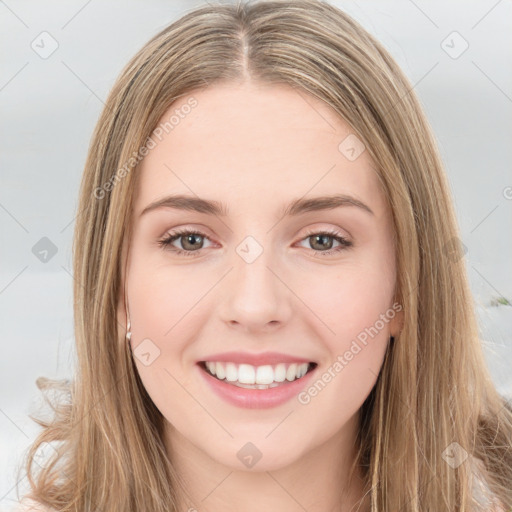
[127,266,201,416]
[293,246,395,395]
[297,265,393,414]
[304,278,392,386]
[299,255,396,338]
[128,259,203,340]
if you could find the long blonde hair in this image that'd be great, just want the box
[17,1,512,510]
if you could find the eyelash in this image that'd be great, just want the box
[157,228,353,258]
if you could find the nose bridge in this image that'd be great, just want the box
[235,240,276,295]
[219,233,291,329]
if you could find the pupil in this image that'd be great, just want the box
[184,234,201,250]
[312,234,332,250]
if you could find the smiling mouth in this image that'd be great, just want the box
[198,361,318,389]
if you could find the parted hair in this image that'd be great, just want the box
[17,1,512,510]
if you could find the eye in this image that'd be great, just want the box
[157,228,212,258]
[157,228,353,258]
[297,228,353,257]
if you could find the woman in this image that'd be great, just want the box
[16,0,512,510]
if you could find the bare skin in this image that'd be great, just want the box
[120,80,403,512]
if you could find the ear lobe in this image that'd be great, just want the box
[389,306,404,338]
[117,238,130,333]
[117,298,127,327]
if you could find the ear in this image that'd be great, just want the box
[117,292,128,327]
[116,234,130,332]
[388,303,404,338]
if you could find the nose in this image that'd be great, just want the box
[218,245,292,334]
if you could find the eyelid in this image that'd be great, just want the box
[158,227,214,250]
[301,224,352,241]
[159,222,350,241]
[158,224,353,258]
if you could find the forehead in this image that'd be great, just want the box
[135,81,386,216]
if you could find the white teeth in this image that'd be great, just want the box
[286,363,298,381]
[225,362,238,382]
[256,365,274,384]
[274,363,287,382]
[215,362,225,380]
[203,361,312,385]
[238,364,255,384]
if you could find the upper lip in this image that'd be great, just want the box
[198,351,315,366]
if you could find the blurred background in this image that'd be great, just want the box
[1,0,511,508]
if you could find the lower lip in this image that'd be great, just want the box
[196,363,317,409]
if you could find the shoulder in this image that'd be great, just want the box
[15,498,57,512]
[471,457,507,512]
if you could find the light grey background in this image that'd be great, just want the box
[1,0,511,508]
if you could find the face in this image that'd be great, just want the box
[120,81,403,472]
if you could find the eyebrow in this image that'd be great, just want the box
[139,193,374,218]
